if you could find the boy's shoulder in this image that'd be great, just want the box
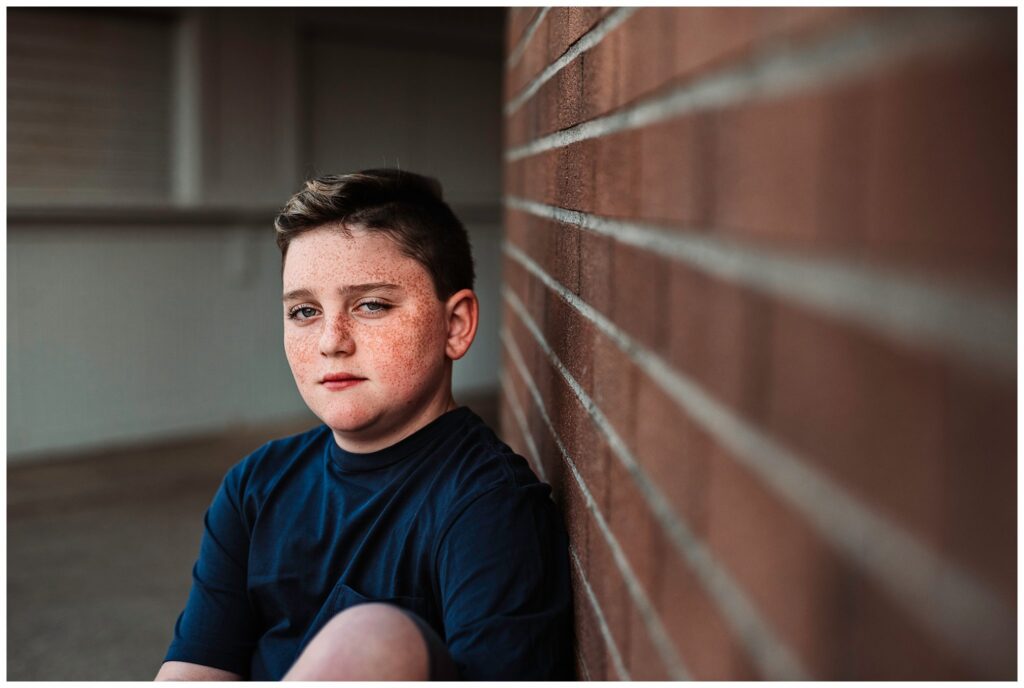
[220,422,332,498]
[422,408,554,535]
[431,406,543,494]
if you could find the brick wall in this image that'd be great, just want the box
[498,7,1015,680]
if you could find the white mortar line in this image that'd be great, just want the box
[500,326,692,680]
[506,9,997,161]
[570,546,631,681]
[505,8,550,72]
[503,295,809,680]
[504,7,637,117]
[499,369,548,483]
[506,197,1016,376]
[503,364,629,679]
[504,243,1016,678]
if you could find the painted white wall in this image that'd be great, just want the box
[7,8,504,460]
[8,223,305,458]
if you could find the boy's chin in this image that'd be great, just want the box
[318,406,380,434]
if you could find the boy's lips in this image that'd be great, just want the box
[321,373,367,391]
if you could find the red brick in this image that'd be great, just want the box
[591,128,642,218]
[499,348,528,427]
[585,448,614,589]
[634,374,712,542]
[604,453,662,597]
[532,402,558,485]
[812,75,872,245]
[504,97,531,152]
[555,55,583,132]
[837,567,975,679]
[578,228,613,315]
[523,255,547,327]
[504,154,526,198]
[505,10,547,104]
[755,7,879,45]
[706,444,847,677]
[506,7,541,55]
[625,601,672,679]
[615,9,681,109]
[670,8,760,79]
[553,137,597,210]
[546,289,593,390]
[548,351,578,433]
[544,220,581,295]
[943,367,1016,601]
[525,320,606,516]
[500,244,527,297]
[584,495,632,670]
[582,432,613,519]
[559,432,590,537]
[862,32,1016,289]
[761,298,951,556]
[502,207,529,252]
[508,12,552,100]
[579,21,620,121]
[637,114,710,227]
[547,7,607,63]
[709,87,829,248]
[570,558,609,680]
[591,328,639,451]
[666,262,768,416]
[655,545,760,679]
[610,241,669,353]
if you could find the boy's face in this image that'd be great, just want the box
[281,225,456,452]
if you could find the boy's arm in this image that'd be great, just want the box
[436,480,575,680]
[155,661,242,681]
[162,465,259,677]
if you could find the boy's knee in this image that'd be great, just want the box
[284,602,429,681]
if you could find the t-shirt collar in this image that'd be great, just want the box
[327,406,472,473]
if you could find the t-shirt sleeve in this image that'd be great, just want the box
[164,464,258,677]
[435,479,575,680]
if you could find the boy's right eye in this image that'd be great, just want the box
[287,305,320,321]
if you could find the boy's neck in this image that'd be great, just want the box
[330,391,458,455]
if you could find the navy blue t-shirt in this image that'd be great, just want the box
[164,406,574,680]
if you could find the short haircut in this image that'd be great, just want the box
[274,169,475,299]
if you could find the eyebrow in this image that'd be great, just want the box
[282,282,403,302]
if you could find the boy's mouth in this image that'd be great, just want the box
[321,372,367,390]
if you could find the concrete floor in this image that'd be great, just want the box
[7,395,498,680]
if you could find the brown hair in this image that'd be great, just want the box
[274,169,475,299]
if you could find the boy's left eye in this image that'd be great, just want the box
[357,301,391,314]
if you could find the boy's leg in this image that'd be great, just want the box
[283,602,459,681]
[396,606,461,680]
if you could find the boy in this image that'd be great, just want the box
[155,170,574,680]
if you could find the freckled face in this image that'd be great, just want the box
[282,225,451,450]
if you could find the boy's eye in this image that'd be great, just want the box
[287,305,320,321]
[357,300,392,314]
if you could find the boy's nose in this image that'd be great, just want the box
[319,314,355,356]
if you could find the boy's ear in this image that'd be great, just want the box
[444,288,479,361]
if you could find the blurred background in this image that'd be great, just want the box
[7,7,504,679]
[7,5,1018,682]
